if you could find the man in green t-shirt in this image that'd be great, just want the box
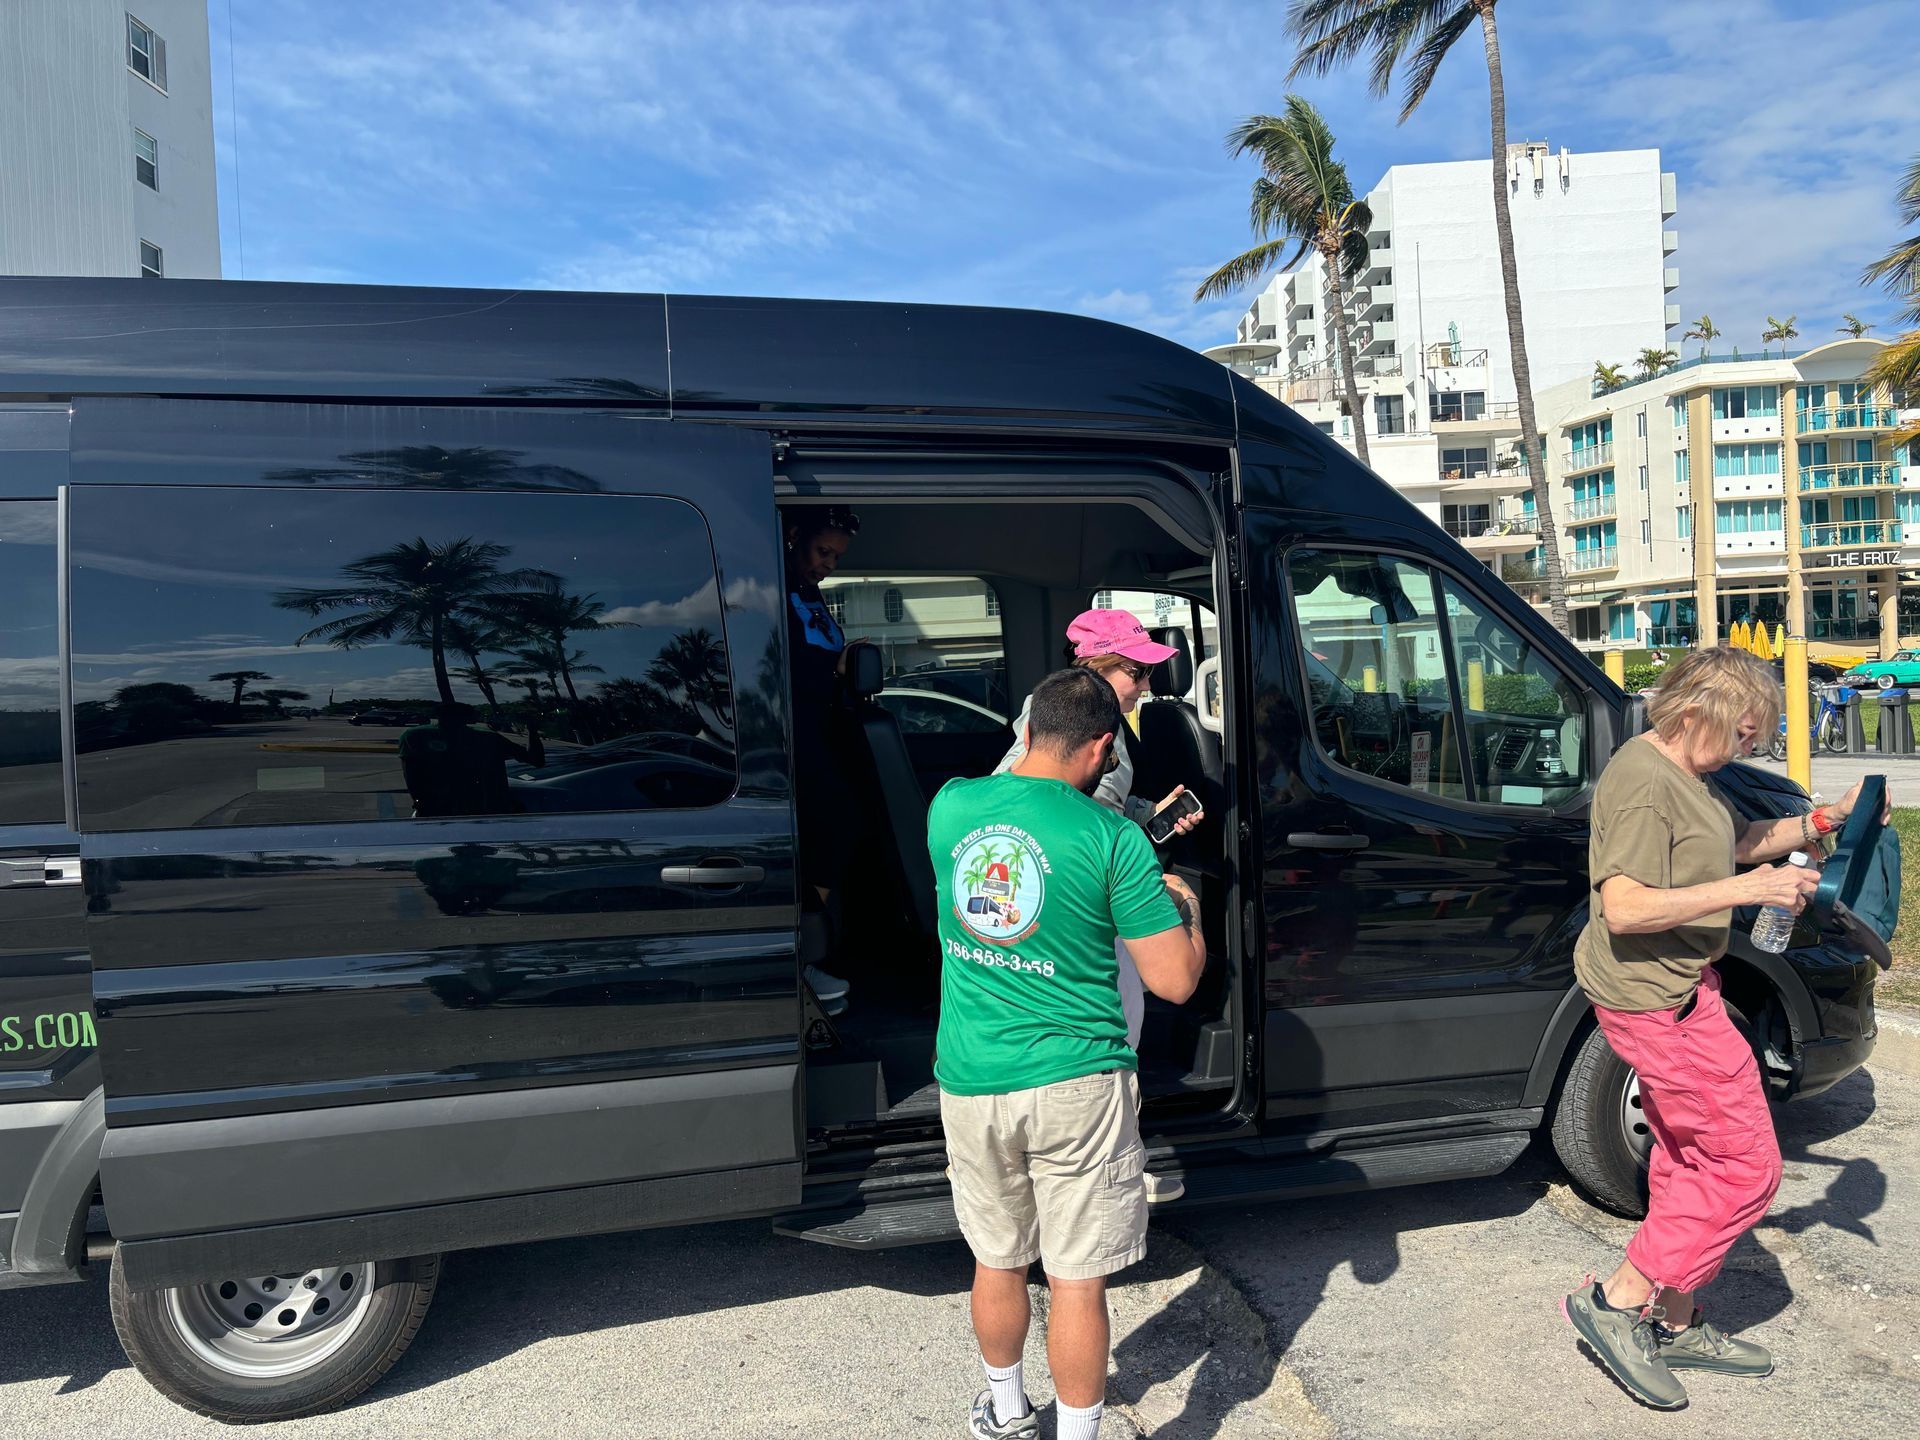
[929,667,1205,1440]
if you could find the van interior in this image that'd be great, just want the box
[781,477,1234,1139]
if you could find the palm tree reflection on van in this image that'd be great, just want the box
[273,537,553,709]
[266,445,602,494]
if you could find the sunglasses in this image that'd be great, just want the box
[1115,660,1153,683]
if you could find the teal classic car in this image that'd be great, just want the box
[1846,650,1920,689]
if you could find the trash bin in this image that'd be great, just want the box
[1840,686,1868,754]
[1875,688,1914,756]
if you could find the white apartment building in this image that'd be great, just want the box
[0,1,221,280]
[1530,339,1918,656]
[1209,143,1677,585]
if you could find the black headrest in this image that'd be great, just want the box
[1149,628,1193,696]
[845,641,885,699]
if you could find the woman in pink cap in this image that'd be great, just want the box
[995,608,1201,834]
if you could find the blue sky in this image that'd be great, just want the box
[205,0,1918,355]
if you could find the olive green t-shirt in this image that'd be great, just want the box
[1574,735,1742,1013]
[928,772,1182,1096]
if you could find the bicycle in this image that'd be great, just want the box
[1768,684,1851,759]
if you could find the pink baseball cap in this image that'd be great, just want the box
[1066,608,1179,665]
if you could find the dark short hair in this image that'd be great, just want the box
[786,504,861,541]
[1027,667,1120,759]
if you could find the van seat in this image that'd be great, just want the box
[1135,628,1222,860]
[842,642,940,950]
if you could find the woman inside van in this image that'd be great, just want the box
[785,504,863,1011]
[1561,645,1881,1409]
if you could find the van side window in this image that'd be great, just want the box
[1286,551,1469,800]
[0,501,63,824]
[822,573,1008,717]
[1097,588,1216,703]
[1437,580,1588,805]
[70,487,739,830]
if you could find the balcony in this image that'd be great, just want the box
[1425,342,1489,370]
[1431,398,1521,431]
[1796,404,1897,433]
[1567,545,1619,574]
[1799,462,1896,491]
[1567,493,1618,523]
[1802,521,1904,549]
[1662,229,1679,255]
[1565,441,1614,472]
[1498,555,1548,583]
[1362,320,1397,351]
[1664,267,1680,291]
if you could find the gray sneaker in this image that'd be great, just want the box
[1562,1281,1688,1410]
[1658,1312,1774,1377]
[967,1388,1038,1439]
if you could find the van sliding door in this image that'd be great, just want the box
[67,400,798,1288]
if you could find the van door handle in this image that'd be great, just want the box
[661,863,765,887]
[2,856,82,888]
[1286,832,1371,852]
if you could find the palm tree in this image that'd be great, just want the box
[1195,95,1376,466]
[648,628,730,711]
[1760,314,1799,357]
[1286,0,1571,631]
[1838,312,1872,338]
[273,537,550,710]
[442,615,513,717]
[489,575,627,710]
[1593,361,1625,395]
[257,688,309,717]
[208,669,271,715]
[1683,314,1719,360]
[1635,347,1679,381]
[1863,155,1920,444]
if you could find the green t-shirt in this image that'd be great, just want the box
[928,772,1183,1096]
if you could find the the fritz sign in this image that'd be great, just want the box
[1809,548,1902,569]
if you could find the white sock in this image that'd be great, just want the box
[982,1356,1027,1423]
[1057,1397,1104,1439]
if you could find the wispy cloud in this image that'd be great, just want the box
[208,0,1913,356]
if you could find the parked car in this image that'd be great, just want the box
[1843,649,1920,689]
[347,707,407,726]
[1770,656,1845,689]
[0,279,1887,1423]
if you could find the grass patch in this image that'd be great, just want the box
[1881,808,1920,1009]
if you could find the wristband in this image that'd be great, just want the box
[1811,807,1835,835]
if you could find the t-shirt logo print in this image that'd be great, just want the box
[953,829,1047,945]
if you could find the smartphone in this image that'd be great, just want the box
[1145,789,1203,844]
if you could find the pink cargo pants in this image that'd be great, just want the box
[1591,966,1784,1295]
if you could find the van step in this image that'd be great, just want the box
[776,1128,1532,1250]
[774,1193,959,1249]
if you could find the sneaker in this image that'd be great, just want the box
[967,1388,1038,1439]
[1144,1170,1185,1204]
[1658,1311,1774,1377]
[1561,1280,1688,1410]
[805,965,850,1003]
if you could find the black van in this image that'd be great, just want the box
[0,279,1880,1421]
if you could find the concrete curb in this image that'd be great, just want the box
[1872,1002,1920,1080]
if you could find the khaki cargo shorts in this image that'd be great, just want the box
[940,1068,1147,1281]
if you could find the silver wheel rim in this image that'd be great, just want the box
[1621,1071,1653,1167]
[163,1264,375,1378]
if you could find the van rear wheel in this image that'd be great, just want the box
[109,1249,441,1422]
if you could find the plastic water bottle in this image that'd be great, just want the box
[1749,850,1812,953]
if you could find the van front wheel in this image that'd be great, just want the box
[109,1250,441,1422]
[1550,1025,1650,1219]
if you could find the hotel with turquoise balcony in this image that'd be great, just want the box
[1529,339,1916,657]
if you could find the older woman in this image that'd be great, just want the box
[1561,646,1879,1409]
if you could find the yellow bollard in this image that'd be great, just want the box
[1467,659,1485,712]
[1362,665,1378,693]
[1603,649,1626,687]
[1784,635,1812,795]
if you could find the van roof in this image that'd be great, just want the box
[0,277,1241,444]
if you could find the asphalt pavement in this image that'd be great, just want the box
[1743,750,1920,808]
[3,1049,1915,1439]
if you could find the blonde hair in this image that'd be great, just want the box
[1073,652,1136,678]
[1644,646,1781,748]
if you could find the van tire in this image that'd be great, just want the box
[1550,1024,1649,1219]
[109,1250,441,1423]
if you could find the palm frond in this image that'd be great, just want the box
[1286,0,1453,92]
[1396,2,1479,121]
[1336,228,1371,280]
[1194,240,1303,301]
